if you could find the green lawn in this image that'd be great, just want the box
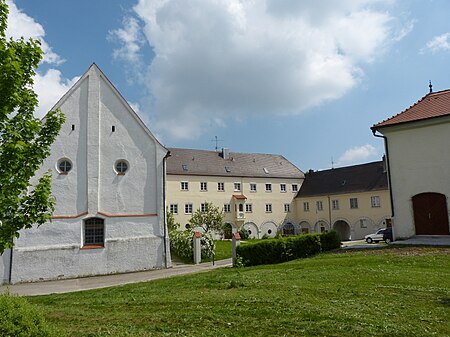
[28,247,450,337]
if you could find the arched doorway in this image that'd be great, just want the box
[412,193,449,235]
[223,223,233,239]
[333,220,351,241]
[282,223,295,236]
[299,221,310,234]
[314,220,329,233]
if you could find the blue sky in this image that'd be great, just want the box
[7,0,450,171]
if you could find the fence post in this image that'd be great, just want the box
[232,232,241,266]
[193,231,202,264]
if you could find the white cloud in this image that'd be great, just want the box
[34,70,79,118]
[109,16,145,64]
[5,1,78,117]
[111,0,409,140]
[421,33,450,54]
[6,0,64,65]
[337,144,378,166]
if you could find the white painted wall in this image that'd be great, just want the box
[382,117,450,238]
[1,64,170,284]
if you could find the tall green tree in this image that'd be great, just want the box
[189,202,224,233]
[0,1,64,253]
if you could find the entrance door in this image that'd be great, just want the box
[333,220,351,241]
[412,193,449,235]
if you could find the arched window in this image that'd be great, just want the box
[84,218,104,247]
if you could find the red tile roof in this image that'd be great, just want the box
[372,89,450,129]
[233,194,247,200]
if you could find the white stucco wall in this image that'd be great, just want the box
[3,64,170,284]
[382,117,450,238]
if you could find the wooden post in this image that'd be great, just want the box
[193,231,202,264]
[232,232,241,266]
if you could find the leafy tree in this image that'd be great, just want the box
[167,211,180,232]
[189,202,224,233]
[0,1,64,253]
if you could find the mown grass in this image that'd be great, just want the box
[28,247,450,336]
[172,240,246,263]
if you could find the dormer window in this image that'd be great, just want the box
[182,164,188,171]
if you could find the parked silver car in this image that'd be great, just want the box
[364,228,387,243]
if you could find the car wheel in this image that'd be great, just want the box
[385,238,391,244]
[366,238,373,244]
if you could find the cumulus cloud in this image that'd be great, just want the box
[337,144,378,166]
[109,16,146,64]
[33,70,79,118]
[111,0,409,140]
[6,0,64,65]
[6,1,79,117]
[421,33,450,54]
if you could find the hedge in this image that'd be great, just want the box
[236,231,341,267]
[0,293,62,337]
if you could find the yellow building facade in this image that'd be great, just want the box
[295,161,391,240]
[166,148,304,238]
[167,148,391,241]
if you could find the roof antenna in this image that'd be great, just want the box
[429,80,433,93]
[210,136,224,152]
[331,157,335,169]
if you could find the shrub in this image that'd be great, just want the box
[0,293,62,337]
[238,228,250,240]
[236,232,339,267]
[319,231,341,252]
[169,230,215,262]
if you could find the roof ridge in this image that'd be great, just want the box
[373,88,450,129]
[167,147,283,157]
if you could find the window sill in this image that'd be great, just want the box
[59,172,68,175]
[81,245,104,249]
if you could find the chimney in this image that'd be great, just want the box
[382,155,387,173]
[222,148,230,160]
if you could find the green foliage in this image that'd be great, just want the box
[238,227,250,240]
[319,230,341,251]
[237,232,337,266]
[169,229,215,262]
[0,293,62,336]
[189,202,224,233]
[0,1,64,253]
[166,211,180,232]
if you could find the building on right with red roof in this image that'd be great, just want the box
[371,87,450,240]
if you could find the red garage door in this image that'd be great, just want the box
[412,193,449,235]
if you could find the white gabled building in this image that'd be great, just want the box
[372,88,450,240]
[1,64,171,284]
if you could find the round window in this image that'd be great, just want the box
[115,160,128,174]
[57,159,72,173]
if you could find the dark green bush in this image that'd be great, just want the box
[0,293,62,337]
[236,231,340,267]
[238,228,250,240]
[319,230,341,252]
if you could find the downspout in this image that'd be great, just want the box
[327,195,332,231]
[371,128,395,217]
[8,242,13,284]
[163,150,171,268]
